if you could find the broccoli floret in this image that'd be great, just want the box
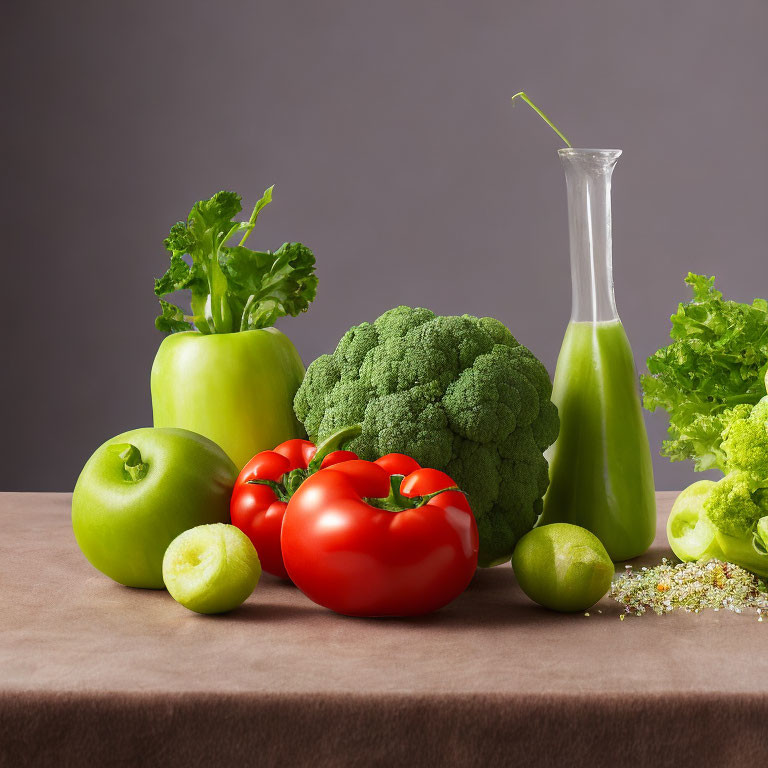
[294,306,559,566]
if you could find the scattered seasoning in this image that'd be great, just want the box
[611,558,768,619]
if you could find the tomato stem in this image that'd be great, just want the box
[246,425,363,502]
[248,478,290,502]
[366,477,409,512]
[308,424,362,471]
[367,477,465,512]
[415,487,464,506]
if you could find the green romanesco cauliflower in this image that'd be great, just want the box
[703,471,767,538]
[703,397,768,540]
[294,306,560,566]
[669,397,768,577]
[720,398,768,479]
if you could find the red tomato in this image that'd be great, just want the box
[281,458,478,616]
[230,430,359,578]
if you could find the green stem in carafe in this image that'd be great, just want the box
[511,92,572,148]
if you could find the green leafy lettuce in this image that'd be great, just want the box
[641,273,768,472]
[154,188,317,335]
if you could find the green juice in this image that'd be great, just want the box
[540,320,656,561]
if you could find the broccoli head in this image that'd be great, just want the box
[294,306,559,566]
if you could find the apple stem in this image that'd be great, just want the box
[511,91,572,148]
[110,443,148,482]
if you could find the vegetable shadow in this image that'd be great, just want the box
[214,601,319,623]
[382,598,622,628]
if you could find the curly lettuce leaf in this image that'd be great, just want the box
[220,242,318,331]
[153,252,196,296]
[641,273,768,472]
[153,187,316,334]
[155,299,193,333]
[188,190,244,234]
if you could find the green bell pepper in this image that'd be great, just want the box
[666,480,723,562]
[151,327,306,469]
[151,187,317,469]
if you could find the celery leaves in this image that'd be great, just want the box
[154,188,317,335]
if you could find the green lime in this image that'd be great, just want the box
[512,523,614,612]
[162,524,261,614]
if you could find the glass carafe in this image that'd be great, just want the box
[539,148,655,561]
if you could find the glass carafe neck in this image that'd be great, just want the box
[559,148,621,323]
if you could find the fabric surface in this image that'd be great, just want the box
[1,492,767,767]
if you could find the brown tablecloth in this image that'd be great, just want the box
[1,492,767,768]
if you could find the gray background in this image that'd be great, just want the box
[2,0,767,491]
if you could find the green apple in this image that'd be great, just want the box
[72,427,237,588]
[163,524,261,614]
[512,523,614,612]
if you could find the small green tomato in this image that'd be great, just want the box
[512,523,614,612]
[163,524,261,614]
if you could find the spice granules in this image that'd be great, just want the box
[610,558,768,619]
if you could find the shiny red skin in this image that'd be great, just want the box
[281,457,479,616]
[230,439,356,578]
